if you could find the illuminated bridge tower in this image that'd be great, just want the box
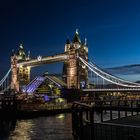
[11,51,19,92]
[63,30,88,89]
[11,44,30,91]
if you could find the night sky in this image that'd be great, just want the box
[1,0,140,80]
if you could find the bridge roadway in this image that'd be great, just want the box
[83,88,140,92]
[17,53,68,67]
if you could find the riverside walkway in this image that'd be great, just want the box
[72,100,140,140]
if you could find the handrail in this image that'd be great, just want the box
[72,101,93,108]
[72,101,140,140]
[101,122,140,128]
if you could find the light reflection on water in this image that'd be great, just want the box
[8,113,73,140]
[0,112,135,140]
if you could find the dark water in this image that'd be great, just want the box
[0,114,73,140]
[0,111,135,140]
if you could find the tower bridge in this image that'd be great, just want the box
[10,30,88,92]
[0,30,140,94]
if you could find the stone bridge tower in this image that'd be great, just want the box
[11,52,19,92]
[11,44,30,92]
[63,30,88,89]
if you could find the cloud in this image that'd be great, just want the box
[106,64,140,75]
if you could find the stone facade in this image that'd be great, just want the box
[11,44,30,91]
[63,30,88,89]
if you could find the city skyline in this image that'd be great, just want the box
[1,0,140,80]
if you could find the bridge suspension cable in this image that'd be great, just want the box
[78,57,140,88]
[0,68,11,86]
[0,68,11,92]
[89,61,140,86]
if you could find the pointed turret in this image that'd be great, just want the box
[19,44,23,49]
[11,49,15,56]
[72,29,81,43]
[65,37,71,52]
[27,50,30,60]
[16,44,26,60]
[84,38,87,46]
[66,37,70,44]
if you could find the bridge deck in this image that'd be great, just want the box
[18,53,68,67]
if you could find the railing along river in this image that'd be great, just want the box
[72,100,140,140]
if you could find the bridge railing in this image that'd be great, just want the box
[72,100,140,140]
[81,99,140,120]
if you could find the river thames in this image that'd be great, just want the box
[0,113,73,140]
[0,111,136,140]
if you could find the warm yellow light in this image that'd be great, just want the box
[57,114,65,119]
[27,66,30,70]
[56,98,65,103]
[59,98,65,103]
[70,68,75,75]
[84,47,88,52]
[19,65,23,68]
[82,65,86,69]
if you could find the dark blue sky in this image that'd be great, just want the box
[1,0,140,79]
